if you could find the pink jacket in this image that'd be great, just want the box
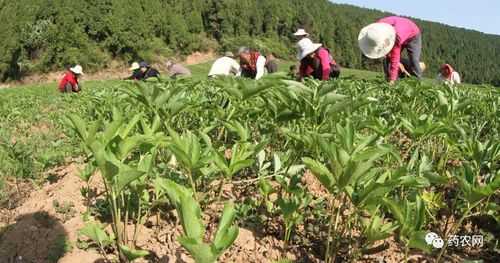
[379,16,421,81]
[299,47,331,80]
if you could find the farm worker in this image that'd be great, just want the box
[265,53,279,74]
[208,52,240,77]
[293,28,310,41]
[359,16,423,84]
[58,65,83,93]
[297,40,340,81]
[125,62,143,80]
[165,60,192,79]
[139,62,160,80]
[294,29,314,60]
[384,58,426,79]
[437,64,461,85]
[238,47,267,80]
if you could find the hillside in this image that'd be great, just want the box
[1,0,500,85]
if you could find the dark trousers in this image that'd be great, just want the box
[384,33,422,79]
[406,33,422,78]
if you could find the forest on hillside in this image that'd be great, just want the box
[0,0,499,85]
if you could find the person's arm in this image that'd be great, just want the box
[255,56,266,80]
[317,49,331,80]
[388,45,402,82]
[399,63,411,77]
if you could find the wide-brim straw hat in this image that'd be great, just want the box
[129,62,140,71]
[70,65,84,75]
[293,29,309,37]
[296,38,312,59]
[358,23,396,59]
[297,40,322,60]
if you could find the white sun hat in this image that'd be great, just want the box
[129,62,140,71]
[296,38,313,59]
[70,65,84,75]
[297,40,322,60]
[293,29,309,37]
[358,23,396,59]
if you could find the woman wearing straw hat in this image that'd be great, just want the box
[359,16,422,84]
[293,28,309,40]
[125,62,143,80]
[294,28,314,60]
[58,65,83,93]
[297,40,338,81]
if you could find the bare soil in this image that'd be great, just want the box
[1,163,495,262]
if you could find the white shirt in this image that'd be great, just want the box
[437,71,461,86]
[208,57,240,77]
[255,56,267,80]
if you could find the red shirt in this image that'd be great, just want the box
[58,71,79,92]
[241,51,261,77]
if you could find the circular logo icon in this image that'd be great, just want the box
[425,232,439,245]
[432,238,444,248]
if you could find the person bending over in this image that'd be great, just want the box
[59,65,83,93]
[359,16,423,84]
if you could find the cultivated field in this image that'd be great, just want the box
[0,64,498,262]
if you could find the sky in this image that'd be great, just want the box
[331,0,500,35]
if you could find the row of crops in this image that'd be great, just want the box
[31,75,500,261]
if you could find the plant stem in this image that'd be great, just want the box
[217,177,226,202]
[123,192,130,246]
[331,194,345,263]
[404,244,409,262]
[133,197,142,246]
[436,201,480,262]
[187,169,198,201]
[325,197,336,263]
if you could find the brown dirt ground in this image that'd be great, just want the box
[0,164,306,263]
[1,162,494,262]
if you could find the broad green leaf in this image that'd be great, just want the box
[229,159,254,176]
[383,198,405,225]
[115,168,145,193]
[119,113,142,138]
[178,237,216,263]
[119,245,149,261]
[79,222,113,248]
[408,231,432,253]
[213,202,239,252]
[65,114,88,141]
[179,193,204,241]
[273,153,282,172]
[303,157,335,192]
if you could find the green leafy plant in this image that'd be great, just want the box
[160,179,239,263]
